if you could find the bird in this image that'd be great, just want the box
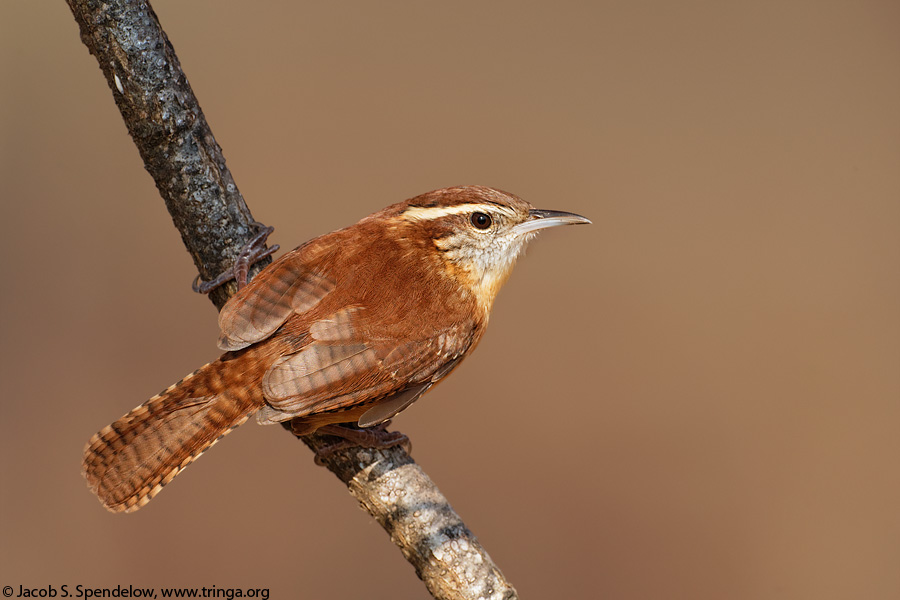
[82,185,590,512]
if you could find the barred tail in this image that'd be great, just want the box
[82,361,260,513]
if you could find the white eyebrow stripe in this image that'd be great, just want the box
[402,204,516,221]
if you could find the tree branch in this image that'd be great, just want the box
[65,1,518,598]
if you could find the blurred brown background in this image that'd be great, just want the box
[2,1,898,598]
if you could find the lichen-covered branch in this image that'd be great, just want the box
[65,1,518,598]
[297,433,518,600]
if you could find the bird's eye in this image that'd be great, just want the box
[470,212,492,230]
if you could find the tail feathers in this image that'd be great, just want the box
[82,389,253,513]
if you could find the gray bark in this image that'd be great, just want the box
[67,0,267,308]
[65,1,518,598]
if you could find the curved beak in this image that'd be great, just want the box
[514,209,592,234]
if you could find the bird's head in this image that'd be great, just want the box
[396,186,591,312]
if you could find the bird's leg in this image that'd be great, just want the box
[309,421,411,466]
[192,224,280,293]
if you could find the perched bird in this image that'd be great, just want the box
[82,185,590,512]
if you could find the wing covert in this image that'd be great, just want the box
[217,259,334,351]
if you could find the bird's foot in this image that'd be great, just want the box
[192,223,279,293]
[312,421,411,465]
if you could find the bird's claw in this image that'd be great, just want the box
[192,224,279,294]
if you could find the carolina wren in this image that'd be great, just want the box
[82,185,590,512]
